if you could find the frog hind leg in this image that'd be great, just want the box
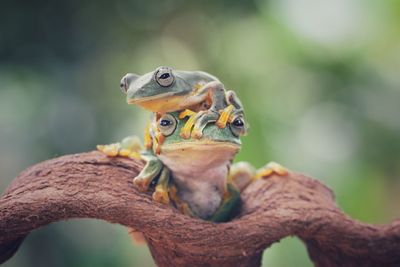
[133,150,164,192]
[209,183,241,223]
[225,90,244,112]
[207,162,255,222]
[190,110,220,139]
[255,161,289,179]
[215,89,245,130]
[229,161,256,191]
[190,81,228,139]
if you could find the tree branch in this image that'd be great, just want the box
[1,151,399,266]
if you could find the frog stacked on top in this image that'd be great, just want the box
[97,66,288,222]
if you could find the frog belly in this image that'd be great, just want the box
[158,153,231,219]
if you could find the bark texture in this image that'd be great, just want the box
[0,151,399,266]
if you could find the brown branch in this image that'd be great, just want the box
[1,151,399,267]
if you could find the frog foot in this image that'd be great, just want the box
[255,161,289,179]
[97,143,121,157]
[153,184,170,204]
[179,109,197,139]
[133,176,152,192]
[190,109,221,139]
[97,136,142,159]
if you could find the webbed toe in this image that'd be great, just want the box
[255,161,289,179]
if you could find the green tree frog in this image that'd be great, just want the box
[119,66,244,139]
[98,110,288,222]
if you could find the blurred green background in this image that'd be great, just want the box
[1,0,400,266]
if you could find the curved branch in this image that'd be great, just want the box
[0,151,399,267]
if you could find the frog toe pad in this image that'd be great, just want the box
[255,161,289,179]
[133,177,150,192]
[97,143,121,157]
[152,187,170,204]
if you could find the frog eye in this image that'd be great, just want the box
[158,114,177,136]
[155,66,174,87]
[229,116,246,137]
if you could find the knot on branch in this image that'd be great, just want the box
[0,151,399,267]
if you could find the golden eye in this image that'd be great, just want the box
[158,114,177,136]
[229,116,246,137]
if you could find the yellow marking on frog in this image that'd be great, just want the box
[179,109,196,119]
[216,104,234,128]
[255,162,289,179]
[228,114,235,123]
[179,109,198,139]
[128,151,141,159]
[96,143,120,157]
[119,148,131,157]
[154,131,165,155]
[144,122,153,150]
[156,131,165,145]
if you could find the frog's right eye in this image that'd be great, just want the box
[155,66,174,87]
[158,114,177,136]
[229,115,247,137]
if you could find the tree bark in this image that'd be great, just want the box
[0,151,399,266]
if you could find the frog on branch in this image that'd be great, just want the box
[120,66,244,139]
[98,110,288,222]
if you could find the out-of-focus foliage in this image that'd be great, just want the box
[1,0,400,266]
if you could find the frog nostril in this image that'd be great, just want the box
[120,73,139,94]
[120,77,128,93]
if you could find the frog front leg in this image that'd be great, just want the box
[133,150,163,191]
[132,150,175,205]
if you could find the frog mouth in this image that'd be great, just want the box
[161,139,240,152]
[127,92,177,104]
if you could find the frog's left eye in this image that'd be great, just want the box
[229,116,246,137]
[155,66,174,87]
[158,114,177,136]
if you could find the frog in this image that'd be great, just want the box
[97,110,288,222]
[119,66,244,139]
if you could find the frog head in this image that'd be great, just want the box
[120,66,219,112]
[151,111,246,171]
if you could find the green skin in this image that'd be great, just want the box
[99,110,288,222]
[133,111,248,222]
[97,68,289,222]
[120,67,244,138]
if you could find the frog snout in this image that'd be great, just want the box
[120,73,138,94]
